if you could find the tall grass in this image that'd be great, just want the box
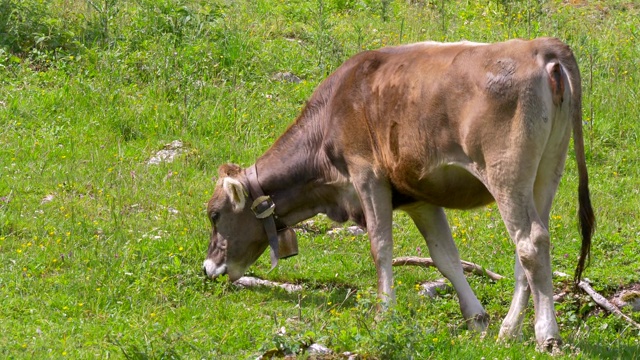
[1,0,639,358]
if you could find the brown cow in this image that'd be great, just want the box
[203,38,595,350]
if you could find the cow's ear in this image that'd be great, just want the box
[222,177,246,212]
[218,163,243,178]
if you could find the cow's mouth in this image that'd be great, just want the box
[202,259,227,279]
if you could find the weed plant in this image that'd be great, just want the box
[1,0,639,358]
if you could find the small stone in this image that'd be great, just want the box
[273,72,302,83]
[147,140,185,165]
[41,194,55,204]
[307,343,332,355]
[346,226,366,235]
[611,290,640,312]
[327,226,366,236]
[419,279,451,298]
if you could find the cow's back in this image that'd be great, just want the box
[321,38,577,210]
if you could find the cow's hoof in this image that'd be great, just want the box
[468,312,490,333]
[497,325,523,342]
[537,337,563,355]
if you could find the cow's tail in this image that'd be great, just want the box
[563,47,595,284]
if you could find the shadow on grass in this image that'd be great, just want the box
[202,274,364,309]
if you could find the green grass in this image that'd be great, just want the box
[1,0,640,358]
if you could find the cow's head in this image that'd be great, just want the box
[202,163,298,282]
[202,164,268,281]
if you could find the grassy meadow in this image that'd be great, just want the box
[1,0,639,358]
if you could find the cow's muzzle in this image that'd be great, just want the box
[202,259,227,279]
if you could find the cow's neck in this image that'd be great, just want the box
[251,116,336,227]
[246,63,359,227]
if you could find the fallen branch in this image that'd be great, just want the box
[392,256,504,281]
[553,291,568,303]
[234,276,302,293]
[554,271,640,331]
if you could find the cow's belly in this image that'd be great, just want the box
[394,165,494,210]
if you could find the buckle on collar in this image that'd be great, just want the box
[251,195,276,219]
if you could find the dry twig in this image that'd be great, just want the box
[554,271,640,331]
[234,276,302,293]
[392,256,504,281]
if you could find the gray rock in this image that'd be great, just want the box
[273,72,302,83]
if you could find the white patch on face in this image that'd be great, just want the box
[203,259,227,278]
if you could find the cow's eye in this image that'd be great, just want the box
[210,212,220,223]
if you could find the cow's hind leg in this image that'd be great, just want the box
[499,186,556,341]
[498,254,530,340]
[405,203,489,332]
[493,190,560,349]
[494,145,566,349]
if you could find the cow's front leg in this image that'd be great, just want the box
[405,203,489,332]
[352,172,395,308]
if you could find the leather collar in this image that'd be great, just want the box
[245,164,285,270]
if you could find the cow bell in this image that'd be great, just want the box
[277,228,298,259]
